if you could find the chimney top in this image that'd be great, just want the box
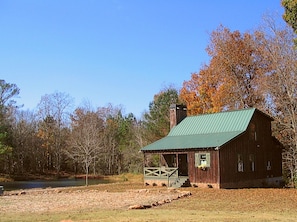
[170,104,187,129]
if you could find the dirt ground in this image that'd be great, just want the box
[0,183,189,213]
[1,180,297,222]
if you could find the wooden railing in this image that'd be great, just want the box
[144,167,178,179]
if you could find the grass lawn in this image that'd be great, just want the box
[1,174,297,222]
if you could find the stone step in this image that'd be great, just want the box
[171,177,189,188]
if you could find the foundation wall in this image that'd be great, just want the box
[220,177,284,189]
[144,179,169,187]
[144,177,284,189]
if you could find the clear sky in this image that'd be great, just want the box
[0,0,284,118]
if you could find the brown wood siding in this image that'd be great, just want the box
[219,111,282,185]
[188,150,219,184]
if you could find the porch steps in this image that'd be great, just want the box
[171,177,190,188]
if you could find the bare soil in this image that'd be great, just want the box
[0,182,187,213]
[1,178,297,222]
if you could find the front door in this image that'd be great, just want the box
[178,154,188,176]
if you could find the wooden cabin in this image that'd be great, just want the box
[141,105,283,189]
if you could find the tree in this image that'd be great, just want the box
[112,112,143,174]
[143,87,181,142]
[181,26,266,115]
[37,92,74,174]
[0,80,20,172]
[66,107,104,185]
[96,104,122,175]
[142,87,181,168]
[124,115,144,173]
[10,110,40,174]
[37,115,57,172]
[180,64,223,115]
[282,0,297,34]
[96,105,143,175]
[102,111,122,175]
[207,26,266,109]
[0,79,20,113]
[256,17,297,187]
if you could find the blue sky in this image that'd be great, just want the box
[0,0,284,118]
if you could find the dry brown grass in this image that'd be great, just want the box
[1,174,297,222]
[166,187,297,212]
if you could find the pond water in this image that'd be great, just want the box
[0,178,110,191]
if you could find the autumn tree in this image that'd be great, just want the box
[209,26,267,108]
[37,92,74,174]
[96,105,121,174]
[181,26,266,115]
[180,64,223,115]
[101,111,121,175]
[37,115,58,171]
[96,104,141,174]
[10,110,41,174]
[66,107,104,185]
[256,16,297,186]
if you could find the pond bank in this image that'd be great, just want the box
[0,172,106,182]
[1,178,111,191]
[0,173,142,191]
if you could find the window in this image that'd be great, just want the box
[249,123,257,141]
[238,154,244,172]
[200,154,207,166]
[249,154,255,172]
[163,154,176,167]
[267,161,271,171]
[195,153,210,168]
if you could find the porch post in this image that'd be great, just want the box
[143,152,148,167]
[159,153,161,167]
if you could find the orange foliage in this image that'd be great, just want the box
[180,26,266,115]
[180,65,223,115]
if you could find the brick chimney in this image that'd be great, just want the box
[170,104,187,129]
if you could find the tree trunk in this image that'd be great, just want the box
[85,161,89,186]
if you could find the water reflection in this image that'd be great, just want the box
[1,178,109,191]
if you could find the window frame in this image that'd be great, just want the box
[249,122,257,141]
[249,154,255,172]
[195,152,211,168]
[267,160,271,171]
[237,154,244,172]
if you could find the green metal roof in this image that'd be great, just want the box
[141,108,257,151]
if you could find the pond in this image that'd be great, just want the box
[0,178,110,191]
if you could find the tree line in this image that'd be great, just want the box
[1,2,297,187]
[0,90,144,181]
[0,81,180,184]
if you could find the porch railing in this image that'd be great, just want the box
[144,167,178,179]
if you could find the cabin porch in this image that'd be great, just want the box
[143,152,190,187]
